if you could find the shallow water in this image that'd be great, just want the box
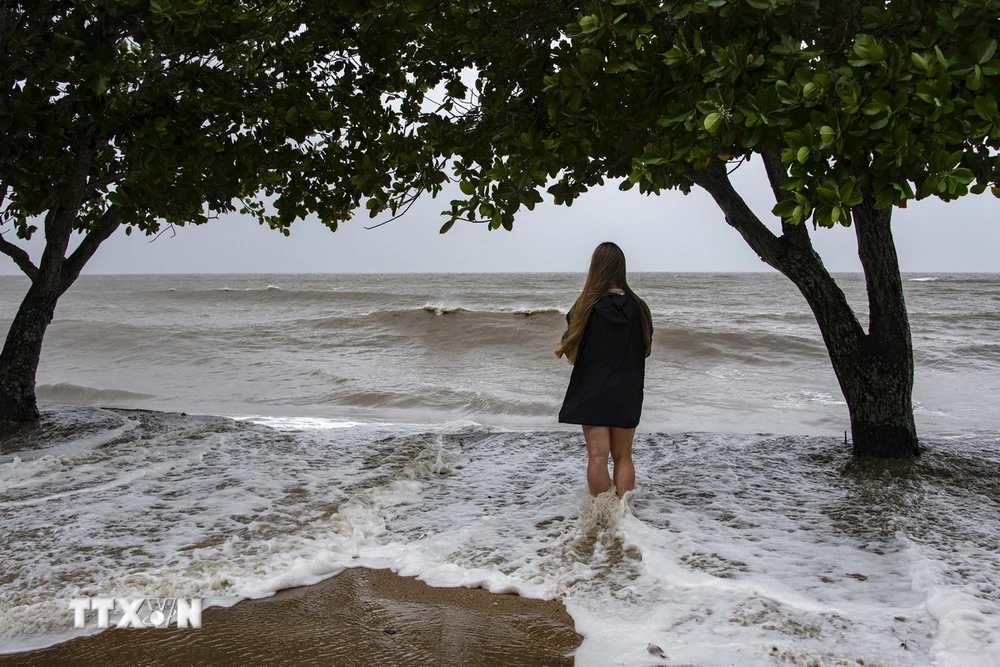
[1,272,999,664]
[0,408,997,666]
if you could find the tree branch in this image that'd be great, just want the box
[39,139,100,282]
[687,159,784,268]
[0,233,38,281]
[694,157,866,385]
[364,187,425,229]
[761,146,789,203]
[761,146,812,249]
[60,206,122,295]
[854,191,910,349]
[82,173,125,202]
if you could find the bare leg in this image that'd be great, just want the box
[582,425,612,496]
[609,427,636,496]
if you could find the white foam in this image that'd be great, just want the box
[0,413,137,466]
[236,415,364,430]
[905,535,1000,666]
[1,419,998,666]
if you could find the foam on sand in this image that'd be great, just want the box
[1,409,998,666]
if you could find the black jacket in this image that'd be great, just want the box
[558,291,649,428]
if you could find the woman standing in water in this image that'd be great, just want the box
[557,242,653,497]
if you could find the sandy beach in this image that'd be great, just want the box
[0,568,580,666]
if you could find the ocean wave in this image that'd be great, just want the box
[952,343,1000,363]
[927,276,1000,286]
[140,286,570,316]
[144,287,357,305]
[512,307,565,316]
[290,386,555,417]
[301,306,567,331]
[36,383,156,405]
[921,311,1000,323]
[422,304,565,317]
[422,304,469,315]
[657,327,826,363]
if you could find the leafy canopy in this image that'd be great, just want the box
[387,0,1000,232]
[0,0,426,246]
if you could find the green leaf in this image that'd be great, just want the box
[772,198,798,218]
[974,39,997,65]
[967,68,983,91]
[935,45,948,68]
[796,146,810,163]
[982,60,1000,76]
[875,188,897,210]
[816,206,833,227]
[974,96,999,120]
[439,219,456,234]
[951,168,975,185]
[817,185,837,203]
[704,112,722,131]
[459,180,476,196]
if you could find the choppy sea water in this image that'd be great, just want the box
[1,273,999,665]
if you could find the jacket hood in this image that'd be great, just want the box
[594,292,632,323]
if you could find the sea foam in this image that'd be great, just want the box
[1,410,998,666]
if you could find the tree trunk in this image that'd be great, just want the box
[846,196,919,458]
[0,139,115,422]
[690,159,919,458]
[780,230,919,458]
[0,280,60,421]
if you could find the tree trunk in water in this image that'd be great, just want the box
[0,281,60,421]
[844,197,919,458]
[691,160,919,458]
[781,244,918,459]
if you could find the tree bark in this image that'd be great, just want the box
[847,196,918,458]
[689,158,919,458]
[0,280,60,421]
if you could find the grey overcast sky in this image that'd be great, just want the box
[2,159,998,275]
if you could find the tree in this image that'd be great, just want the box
[375,0,1000,458]
[0,0,427,421]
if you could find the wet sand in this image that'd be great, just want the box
[0,568,581,667]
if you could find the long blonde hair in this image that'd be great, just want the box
[555,242,652,364]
